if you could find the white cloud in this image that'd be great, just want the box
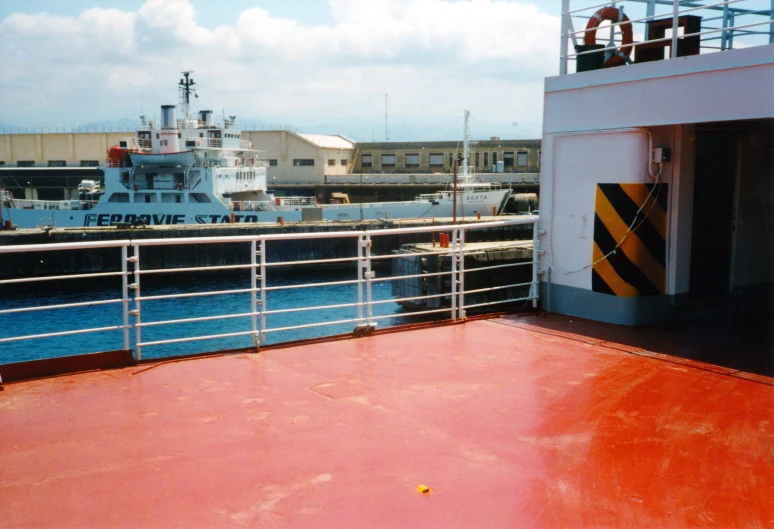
[0,0,559,139]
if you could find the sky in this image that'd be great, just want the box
[4,0,763,141]
[0,0,573,140]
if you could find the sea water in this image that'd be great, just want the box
[0,269,432,363]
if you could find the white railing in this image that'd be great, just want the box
[9,199,99,211]
[560,0,774,75]
[327,173,540,185]
[0,217,539,362]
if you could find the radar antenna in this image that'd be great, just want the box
[179,71,197,120]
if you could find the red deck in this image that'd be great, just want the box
[2,314,773,528]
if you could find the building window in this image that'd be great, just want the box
[17,160,35,167]
[48,160,66,167]
[341,159,347,166]
[448,153,453,167]
[503,152,514,167]
[293,159,315,166]
[405,154,420,168]
[537,151,541,167]
[475,153,480,167]
[483,152,488,168]
[268,159,278,166]
[429,153,444,167]
[328,159,335,166]
[381,154,396,168]
[517,152,528,167]
[80,160,100,167]
[492,152,498,166]
[361,154,372,168]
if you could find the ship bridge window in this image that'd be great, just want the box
[134,193,157,203]
[108,193,129,203]
[162,193,182,203]
[190,193,211,203]
[517,152,528,167]
[429,153,443,167]
[361,154,372,168]
[293,159,314,167]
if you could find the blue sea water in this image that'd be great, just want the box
[0,269,434,364]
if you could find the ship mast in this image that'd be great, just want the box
[179,71,196,120]
[462,110,470,180]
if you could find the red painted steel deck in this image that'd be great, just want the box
[1,315,773,528]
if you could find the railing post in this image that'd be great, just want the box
[131,244,142,361]
[251,239,258,347]
[364,234,374,327]
[260,239,267,344]
[560,0,571,75]
[450,230,458,320]
[121,244,130,352]
[357,235,365,325]
[671,0,680,59]
[770,0,774,44]
[457,228,466,320]
[532,221,539,309]
[721,0,730,50]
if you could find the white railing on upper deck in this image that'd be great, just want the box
[560,0,774,75]
[0,218,539,362]
[9,199,99,211]
[327,173,540,185]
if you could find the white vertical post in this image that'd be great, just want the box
[132,244,142,361]
[770,0,774,44]
[671,0,680,59]
[560,0,571,75]
[259,239,266,343]
[450,231,458,320]
[364,234,373,326]
[250,239,258,346]
[121,244,130,351]
[532,221,539,308]
[645,0,656,40]
[457,228,466,320]
[721,0,730,50]
[357,236,364,325]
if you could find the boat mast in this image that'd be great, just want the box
[462,110,470,180]
[179,71,196,120]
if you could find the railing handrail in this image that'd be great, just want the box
[0,217,540,362]
[560,0,774,75]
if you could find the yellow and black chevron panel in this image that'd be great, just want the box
[592,183,668,296]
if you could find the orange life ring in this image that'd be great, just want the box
[584,7,633,68]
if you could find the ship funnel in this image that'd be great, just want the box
[199,110,214,128]
[160,105,180,153]
[161,105,177,129]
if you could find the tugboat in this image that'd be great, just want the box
[0,73,511,229]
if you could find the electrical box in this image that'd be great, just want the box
[652,147,672,163]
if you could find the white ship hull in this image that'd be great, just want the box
[5,189,511,228]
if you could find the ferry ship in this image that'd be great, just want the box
[0,74,511,229]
